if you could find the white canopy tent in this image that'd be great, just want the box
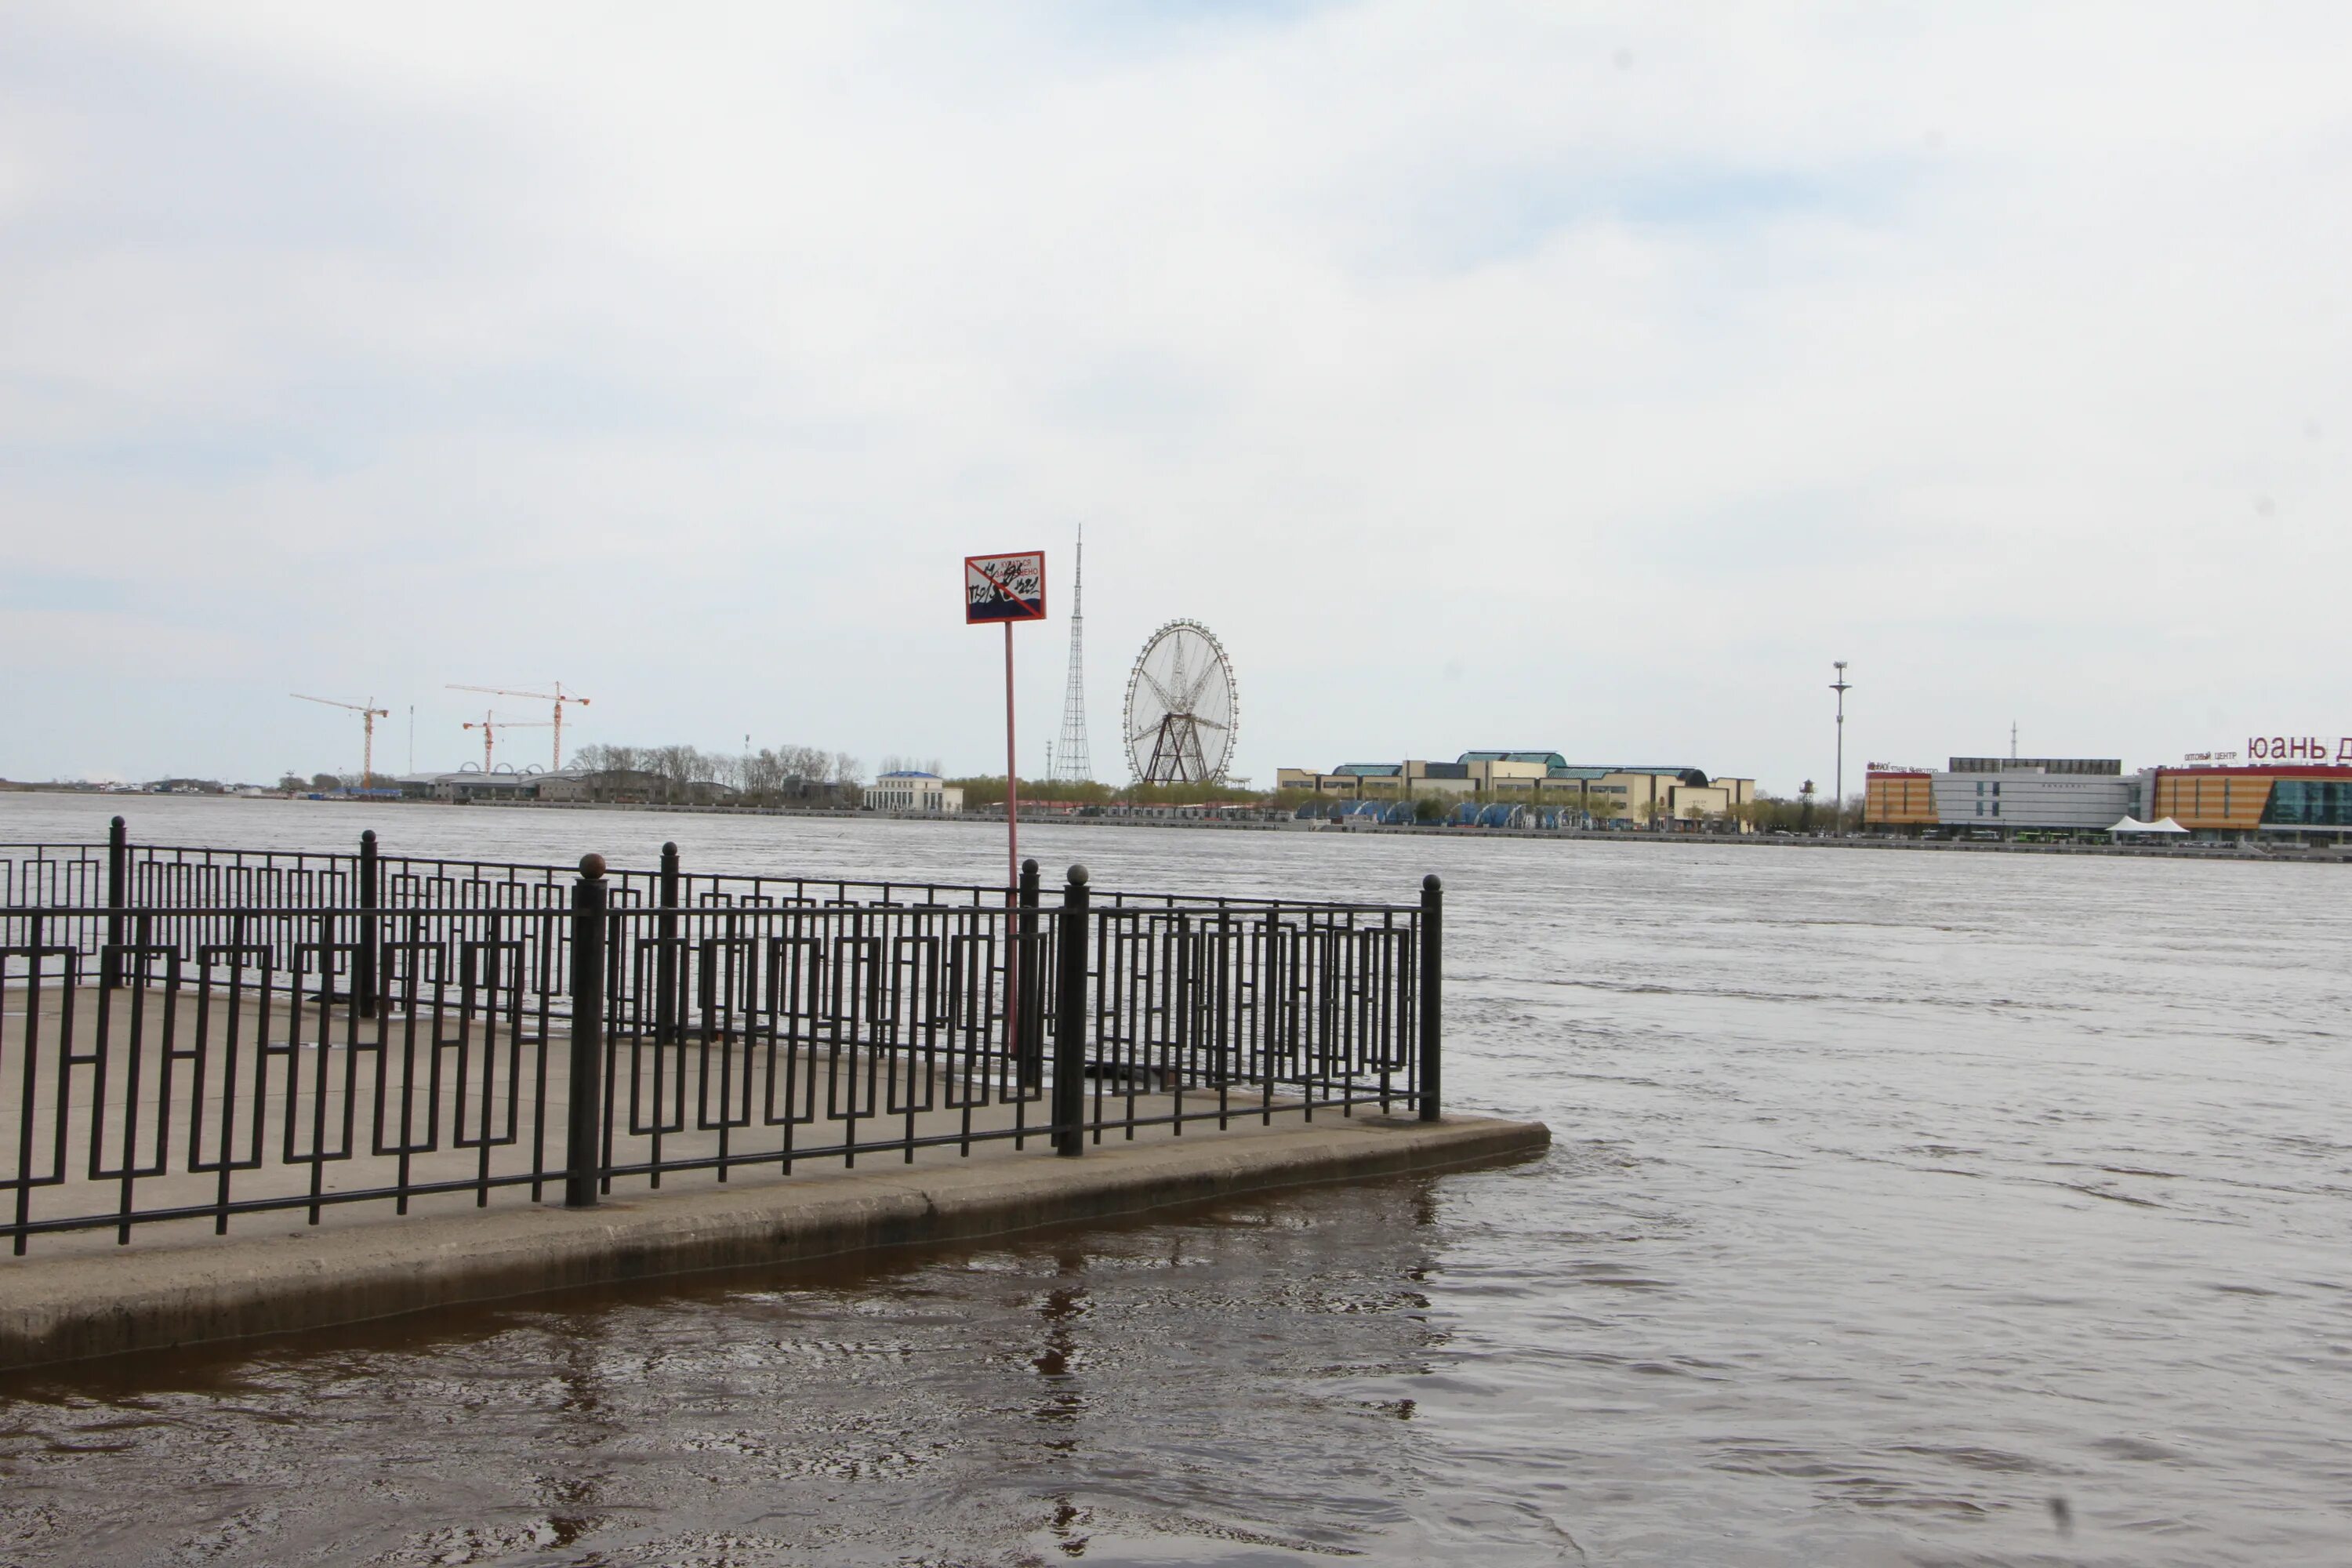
[2107,816,2189,835]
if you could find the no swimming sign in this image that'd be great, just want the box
[964,552,1047,622]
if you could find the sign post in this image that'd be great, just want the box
[967,550,1047,1061]
[964,550,1047,890]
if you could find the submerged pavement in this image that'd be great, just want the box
[0,1107,1548,1370]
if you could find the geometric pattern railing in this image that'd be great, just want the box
[0,855,1441,1253]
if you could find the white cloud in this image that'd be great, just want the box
[2,2,2347,787]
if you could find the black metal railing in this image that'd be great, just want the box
[5,818,1397,914]
[3,827,1017,926]
[0,853,1443,1253]
[2,821,1424,1025]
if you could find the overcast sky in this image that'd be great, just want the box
[5,4,2347,792]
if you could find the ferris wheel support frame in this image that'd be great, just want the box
[1139,713,1212,784]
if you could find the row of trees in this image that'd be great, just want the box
[1737,791,1866,833]
[270,757,1869,829]
[270,750,1869,829]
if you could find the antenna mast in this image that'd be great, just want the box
[1830,660,1852,836]
[1052,526,1094,782]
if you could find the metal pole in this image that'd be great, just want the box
[1418,874,1443,1121]
[1004,622,1024,1072]
[1831,660,1852,837]
[103,815,127,990]
[1004,622,1019,890]
[1052,864,1091,1156]
[356,829,379,1018]
[656,840,680,1044]
[1016,857,1042,1089]
[565,854,609,1207]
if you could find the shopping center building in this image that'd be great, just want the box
[1866,757,2138,834]
[2146,764,2352,835]
[1867,757,2352,840]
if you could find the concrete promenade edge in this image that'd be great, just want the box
[0,1113,1549,1373]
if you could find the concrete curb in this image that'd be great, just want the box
[0,1114,1548,1372]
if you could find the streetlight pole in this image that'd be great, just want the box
[1830,660,1852,836]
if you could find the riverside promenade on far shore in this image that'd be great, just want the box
[0,1110,1548,1373]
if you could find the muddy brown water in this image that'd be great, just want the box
[2,797,2347,1565]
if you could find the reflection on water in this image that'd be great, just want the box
[0,1187,1453,1565]
[2,796,2349,1565]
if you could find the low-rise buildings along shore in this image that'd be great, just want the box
[1278,751,1757,829]
[385,768,742,806]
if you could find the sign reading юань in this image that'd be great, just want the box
[2241,735,2352,763]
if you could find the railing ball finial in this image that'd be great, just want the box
[662,840,678,857]
[1066,863,1089,886]
[1023,857,1038,874]
[1424,873,1442,892]
[111,815,125,832]
[579,852,608,880]
[361,829,376,845]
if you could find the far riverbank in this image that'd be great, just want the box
[6,786,2340,865]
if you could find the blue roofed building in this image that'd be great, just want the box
[1277,751,1755,829]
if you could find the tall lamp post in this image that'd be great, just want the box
[1830,660,1853,836]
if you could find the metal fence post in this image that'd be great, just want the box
[356,829,379,1018]
[102,815,127,990]
[566,854,609,1207]
[656,840,680,1044]
[1052,864,1091,1156]
[1418,874,1442,1122]
[1016,857,1042,1088]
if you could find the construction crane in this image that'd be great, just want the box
[460,712,553,775]
[291,694,390,789]
[445,682,591,772]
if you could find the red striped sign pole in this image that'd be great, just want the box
[966,551,1049,1047]
[1003,619,1018,889]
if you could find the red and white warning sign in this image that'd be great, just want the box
[964,552,1047,623]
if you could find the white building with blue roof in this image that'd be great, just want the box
[862,771,963,814]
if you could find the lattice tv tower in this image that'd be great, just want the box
[1051,526,1094,783]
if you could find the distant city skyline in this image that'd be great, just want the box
[5,7,2346,793]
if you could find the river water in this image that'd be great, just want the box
[1,796,2346,1566]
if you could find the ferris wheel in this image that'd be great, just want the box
[1123,619,1240,784]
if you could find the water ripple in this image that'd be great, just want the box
[1,798,2347,1564]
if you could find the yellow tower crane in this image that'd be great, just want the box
[460,712,553,775]
[446,682,591,773]
[291,694,391,789]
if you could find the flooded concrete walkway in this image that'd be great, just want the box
[0,1109,1546,1371]
[1,981,1544,1369]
